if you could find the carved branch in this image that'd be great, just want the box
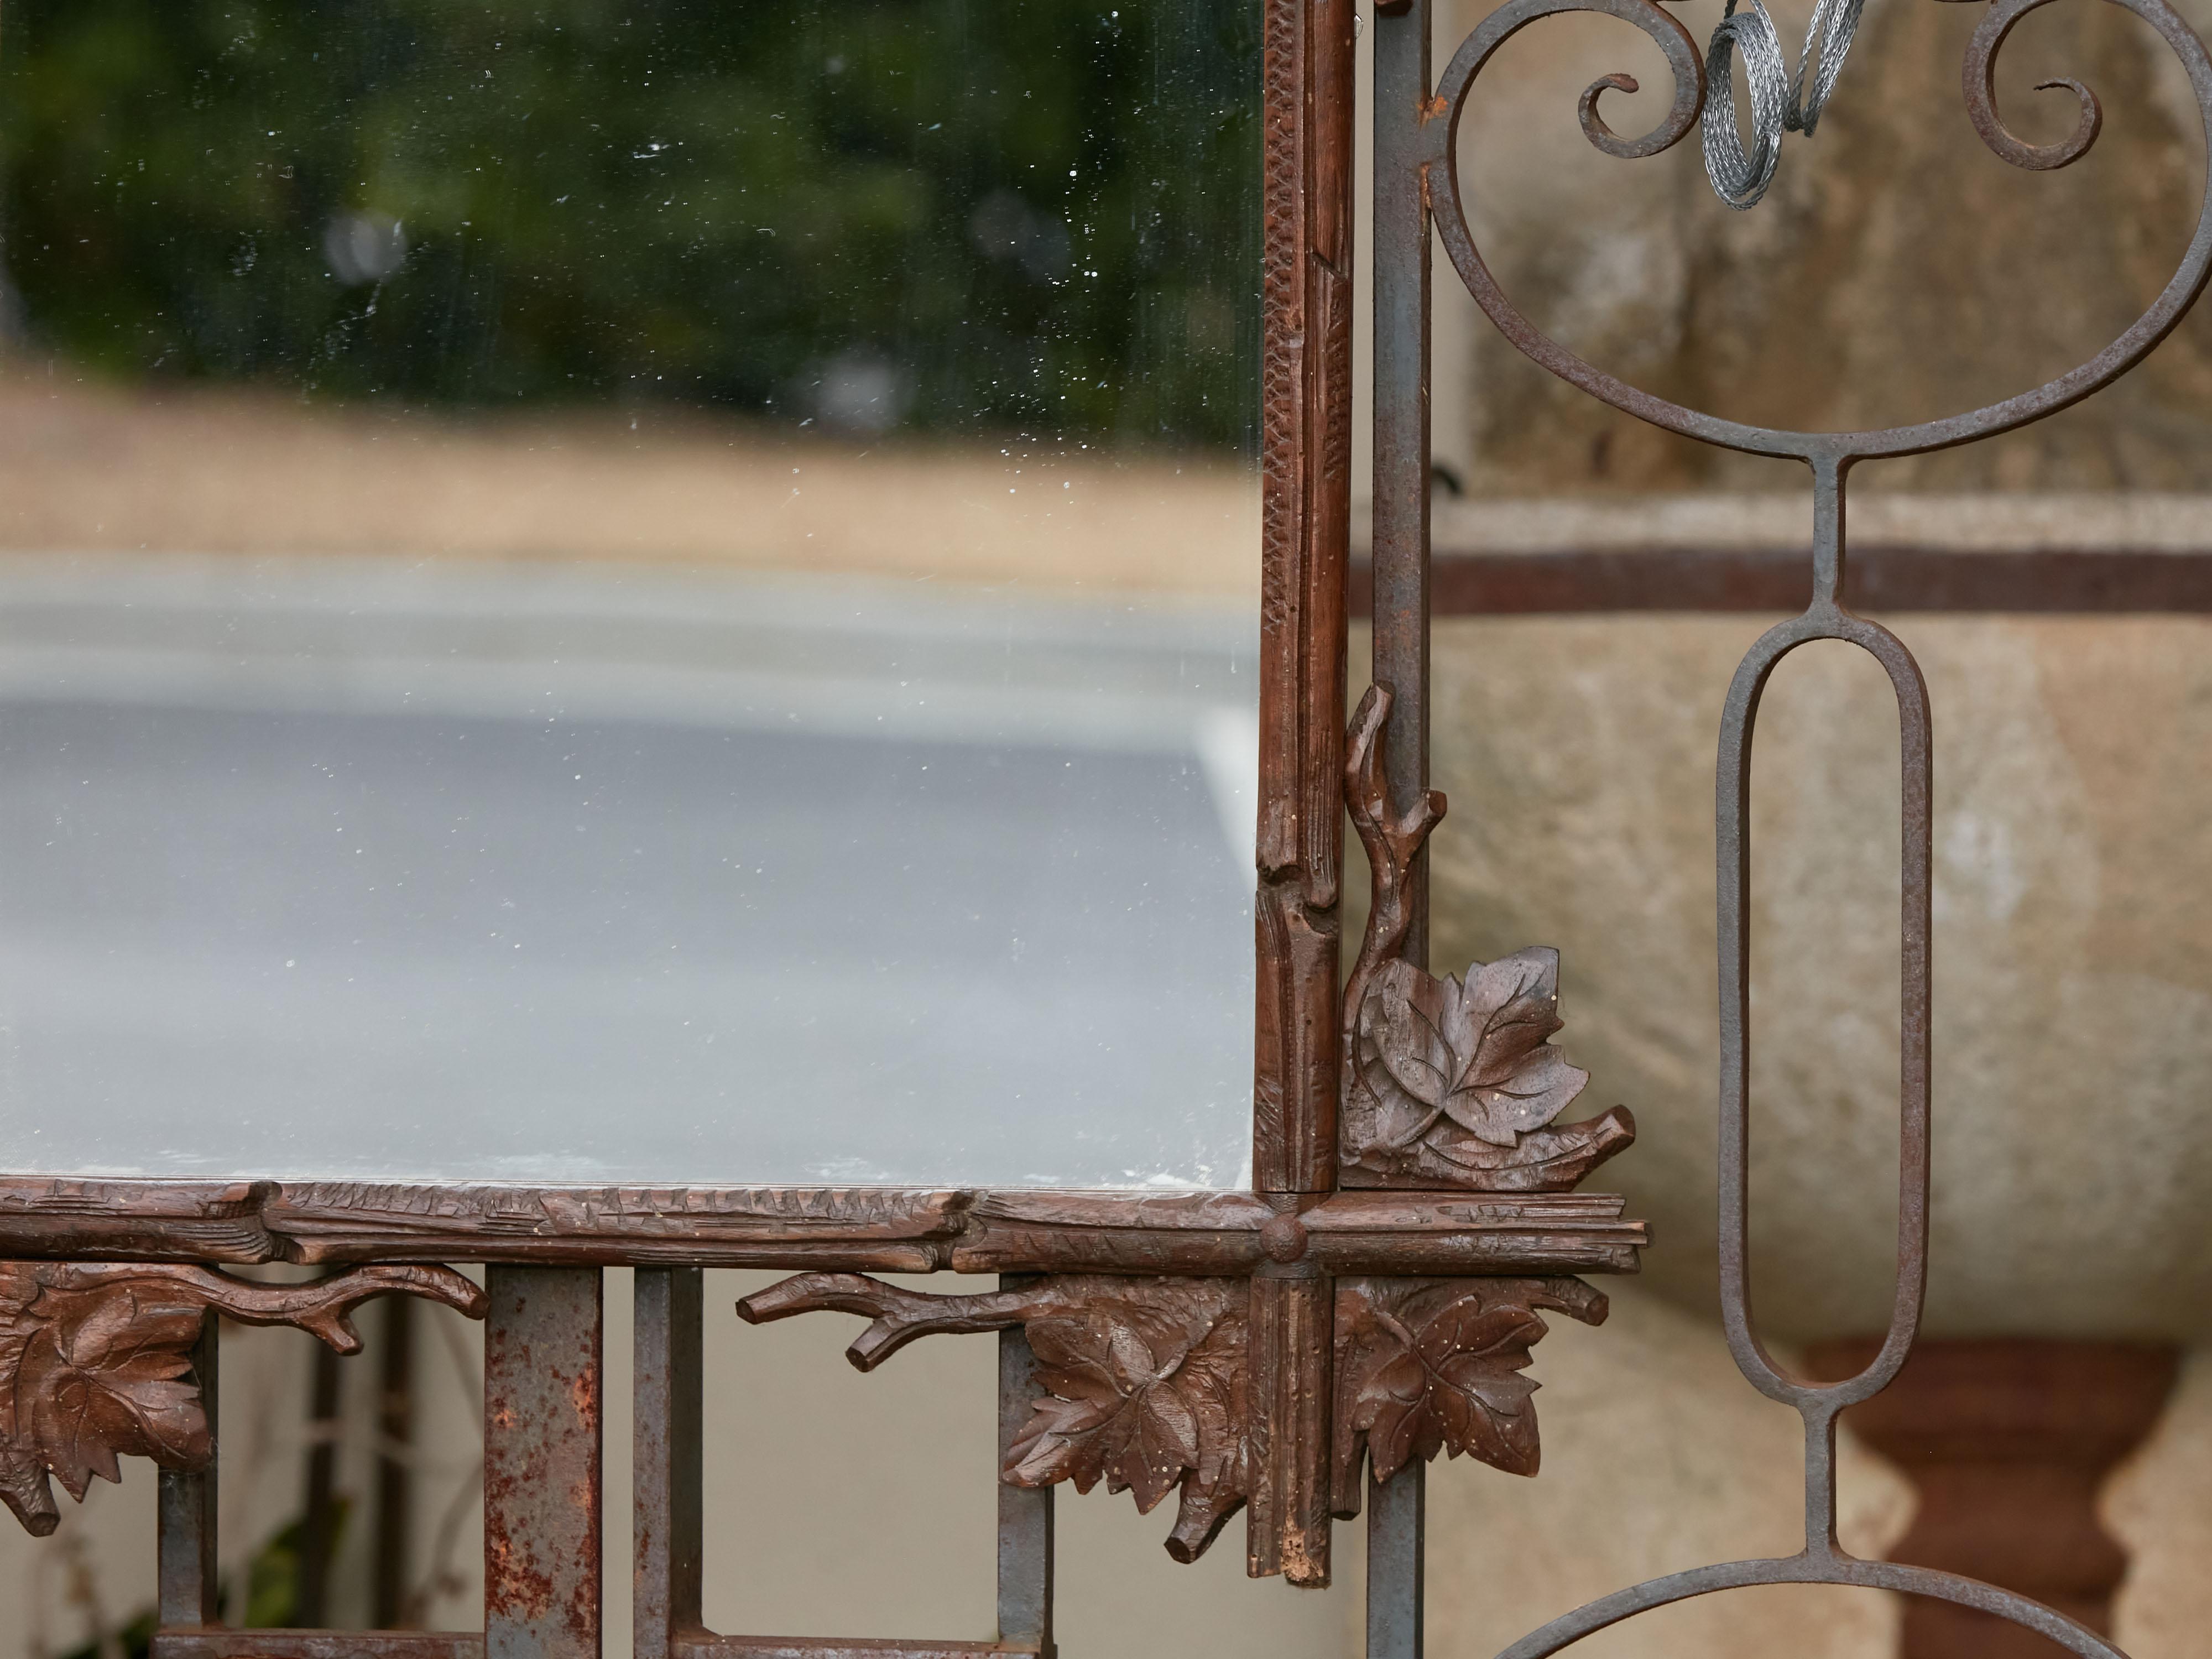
[1331,1276,1608,1519]
[740,1272,1251,1563]
[737,1272,1061,1370]
[740,1270,1605,1564]
[0,1261,486,1536]
[1342,684,1633,1190]
[1343,681,1447,1039]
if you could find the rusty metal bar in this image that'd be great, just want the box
[1351,545,2212,614]
[374,1294,418,1630]
[157,1313,220,1629]
[673,1647,1012,1658]
[300,1339,345,1625]
[155,1636,483,1659]
[1371,0,1434,970]
[1365,1466,1424,1659]
[636,1267,705,1659]
[486,1265,605,1659]
[995,1294,1053,1656]
[1366,0,1432,1629]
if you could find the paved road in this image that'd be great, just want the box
[0,557,1255,1188]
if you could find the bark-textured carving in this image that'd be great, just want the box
[1344,690,1634,1188]
[265,1183,969,1269]
[0,1261,486,1536]
[1331,1276,1608,1517]
[739,1273,1250,1563]
[0,1181,1646,1275]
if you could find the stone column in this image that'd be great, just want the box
[1806,1339,2179,1659]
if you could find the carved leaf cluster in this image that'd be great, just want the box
[743,1269,1611,1564]
[1332,1277,1608,1513]
[737,1271,1254,1561]
[1347,946,1634,1190]
[0,1262,488,1537]
[1362,950,1588,1148]
[1008,1282,1246,1520]
[0,1269,207,1535]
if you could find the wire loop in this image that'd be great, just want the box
[1700,0,1870,206]
[1703,0,1789,207]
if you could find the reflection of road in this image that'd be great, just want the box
[0,557,1256,1187]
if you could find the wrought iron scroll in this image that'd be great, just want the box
[1400,0,2212,1648]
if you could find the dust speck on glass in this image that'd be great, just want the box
[0,0,1261,1187]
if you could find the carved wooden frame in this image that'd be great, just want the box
[0,0,1648,1648]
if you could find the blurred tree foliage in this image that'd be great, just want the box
[0,0,1258,447]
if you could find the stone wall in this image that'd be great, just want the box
[1419,608,2212,1342]
[1423,0,2212,494]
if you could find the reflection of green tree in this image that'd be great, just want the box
[0,0,1258,448]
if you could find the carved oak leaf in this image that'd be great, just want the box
[1366,950,1588,1148]
[0,1262,487,1536]
[1332,1277,1608,1516]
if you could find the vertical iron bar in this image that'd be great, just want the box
[633,1267,703,1659]
[486,1265,604,1659]
[298,1341,344,1625]
[1366,1465,1425,1659]
[996,1288,1053,1656]
[1369,0,1432,1639]
[1811,456,1846,609]
[158,1314,221,1629]
[1371,0,1434,970]
[373,1294,417,1629]
[1803,1405,1841,1558]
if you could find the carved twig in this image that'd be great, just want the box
[737,1272,1056,1370]
[1343,682,1447,1048]
[0,1261,486,1536]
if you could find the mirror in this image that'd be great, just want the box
[0,0,1260,1188]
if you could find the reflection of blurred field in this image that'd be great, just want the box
[0,374,1259,597]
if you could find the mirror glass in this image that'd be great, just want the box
[0,0,1259,1187]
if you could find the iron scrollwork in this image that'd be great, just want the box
[1411,0,2212,1648]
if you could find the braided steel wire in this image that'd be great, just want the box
[1702,0,1788,207]
[1700,0,1870,206]
[1788,0,1870,133]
